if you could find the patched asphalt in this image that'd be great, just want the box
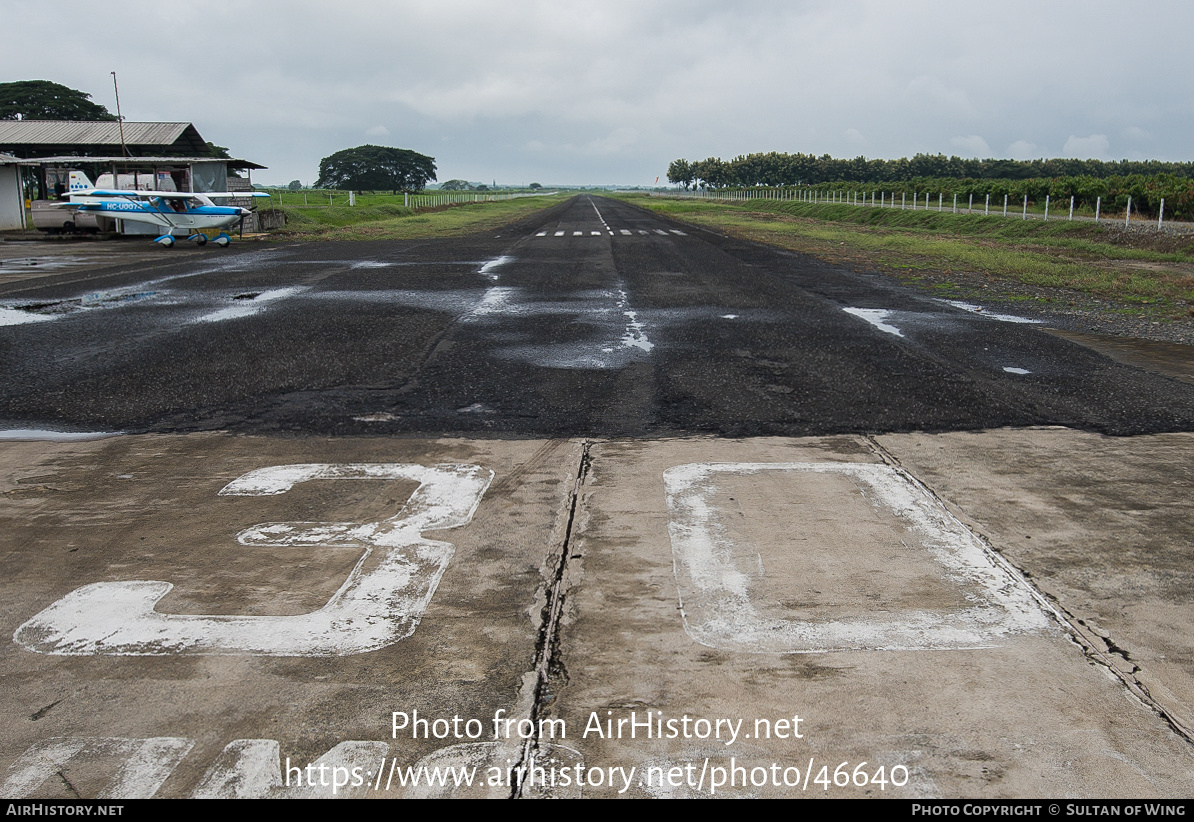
[3,196,1194,799]
[1,195,1191,438]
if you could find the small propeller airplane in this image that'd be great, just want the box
[48,171,269,247]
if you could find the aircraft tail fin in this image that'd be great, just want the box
[68,171,95,192]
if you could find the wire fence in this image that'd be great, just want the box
[653,187,1194,235]
[263,189,556,211]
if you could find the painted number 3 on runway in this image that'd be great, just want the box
[14,463,493,657]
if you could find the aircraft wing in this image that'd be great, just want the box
[81,189,184,198]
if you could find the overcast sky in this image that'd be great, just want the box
[5,1,1192,187]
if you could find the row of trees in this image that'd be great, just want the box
[668,152,1194,190]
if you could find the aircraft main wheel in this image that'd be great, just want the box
[214,234,231,247]
[193,234,207,246]
[154,235,175,248]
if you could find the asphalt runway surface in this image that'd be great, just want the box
[1,195,1192,438]
[3,196,1194,800]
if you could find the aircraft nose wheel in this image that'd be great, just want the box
[153,235,175,248]
[213,232,232,248]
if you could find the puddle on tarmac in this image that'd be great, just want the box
[1044,328,1194,385]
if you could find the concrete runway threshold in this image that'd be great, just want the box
[2,430,1193,798]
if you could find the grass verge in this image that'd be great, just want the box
[265,193,570,241]
[613,193,1194,320]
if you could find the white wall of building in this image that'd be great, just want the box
[0,166,25,230]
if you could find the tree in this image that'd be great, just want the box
[441,179,472,190]
[287,180,302,191]
[528,182,542,190]
[667,159,693,189]
[0,80,116,121]
[314,145,436,193]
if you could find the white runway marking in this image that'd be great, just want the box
[843,307,904,337]
[588,197,613,234]
[669,229,687,236]
[616,289,653,353]
[664,462,1050,653]
[554,231,565,237]
[2,737,193,799]
[620,229,632,235]
[0,428,120,441]
[535,231,547,237]
[478,255,512,281]
[463,286,517,321]
[1003,366,1031,375]
[193,287,309,324]
[573,231,583,236]
[591,230,601,236]
[194,739,388,798]
[0,307,54,326]
[939,300,1041,324]
[15,463,492,656]
[654,229,668,235]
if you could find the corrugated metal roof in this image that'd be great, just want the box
[0,121,210,156]
[0,121,193,145]
[22,155,267,170]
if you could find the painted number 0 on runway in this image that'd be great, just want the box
[14,463,492,656]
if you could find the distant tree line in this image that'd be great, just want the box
[667,152,1194,190]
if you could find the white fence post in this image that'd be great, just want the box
[938,193,943,211]
[1069,196,1074,221]
[1022,195,1028,220]
[1044,195,1049,221]
[985,194,989,215]
[1095,196,1101,222]
[1003,194,1008,217]
[952,194,957,213]
[968,193,973,213]
[1125,196,1131,225]
[1159,198,1165,228]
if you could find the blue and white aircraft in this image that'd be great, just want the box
[53,172,269,247]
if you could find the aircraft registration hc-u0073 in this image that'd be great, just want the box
[44,170,269,247]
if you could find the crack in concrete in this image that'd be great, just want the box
[54,768,80,799]
[510,440,591,798]
[30,698,62,721]
[862,434,1194,748]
